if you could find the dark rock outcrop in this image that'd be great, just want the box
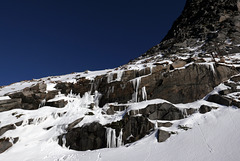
[106,115,154,144]
[67,118,84,131]
[45,100,68,108]
[58,122,106,151]
[199,105,213,114]
[2,0,240,153]
[59,115,154,151]
[207,94,232,106]
[143,0,240,57]
[0,98,22,112]
[0,84,60,112]
[106,104,128,115]
[0,124,16,136]
[0,137,18,154]
[140,103,184,120]
[52,63,238,106]
[157,129,171,142]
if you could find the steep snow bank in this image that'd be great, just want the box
[0,105,239,161]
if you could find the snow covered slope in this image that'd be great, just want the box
[0,83,240,161]
[2,0,240,160]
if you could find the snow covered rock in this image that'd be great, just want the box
[1,0,240,159]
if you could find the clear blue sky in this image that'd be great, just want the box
[0,0,186,86]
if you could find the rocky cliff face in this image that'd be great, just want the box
[1,0,240,154]
[139,0,240,61]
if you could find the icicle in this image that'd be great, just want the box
[116,70,124,81]
[89,80,94,94]
[132,78,141,102]
[62,135,67,148]
[111,129,116,148]
[106,128,123,148]
[182,109,188,118]
[154,121,158,129]
[117,129,123,147]
[94,90,102,107]
[111,86,114,93]
[142,86,147,101]
[39,99,46,108]
[107,73,113,83]
[106,128,112,148]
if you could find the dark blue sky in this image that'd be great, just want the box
[0,0,186,86]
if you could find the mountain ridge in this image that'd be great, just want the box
[1,0,240,160]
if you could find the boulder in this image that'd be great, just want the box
[140,103,184,120]
[207,94,232,106]
[157,129,171,142]
[199,105,213,114]
[0,137,18,154]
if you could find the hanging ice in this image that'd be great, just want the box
[94,90,102,107]
[106,128,123,148]
[142,86,147,101]
[39,99,46,108]
[117,129,123,147]
[132,78,141,102]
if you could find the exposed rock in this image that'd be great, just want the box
[171,60,187,69]
[185,108,197,116]
[207,94,232,106]
[0,137,18,154]
[230,75,240,82]
[106,104,128,115]
[2,0,240,154]
[106,115,154,144]
[45,100,68,108]
[199,105,213,114]
[219,89,233,95]
[157,129,171,142]
[121,115,154,144]
[48,63,237,107]
[0,98,22,112]
[142,0,240,57]
[144,64,238,104]
[67,118,84,131]
[224,82,238,89]
[140,102,184,121]
[0,124,16,136]
[45,90,59,100]
[60,115,154,151]
[231,100,240,108]
[15,121,23,126]
[178,125,192,131]
[58,122,106,151]
[158,122,173,127]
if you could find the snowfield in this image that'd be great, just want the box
[1,53,240,161]
[0,81,240,161]
[0,103,239,161]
